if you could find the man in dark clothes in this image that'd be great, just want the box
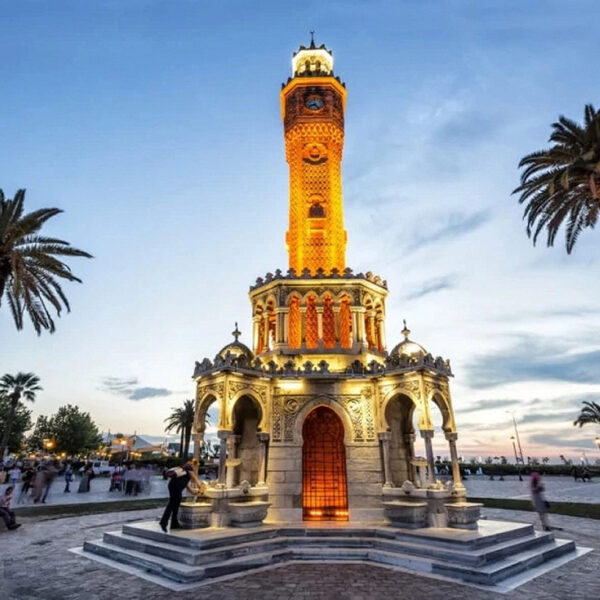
[159,460,200,532]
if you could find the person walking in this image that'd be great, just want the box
[78,464,92,493]
[8,465,21,486]
[64,465,73,493]
[0,486,21,530]
[18,468,34,503]
[159,460,200,532]
[531,472,551,531]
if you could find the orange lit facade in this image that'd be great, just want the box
[192,40,464,524]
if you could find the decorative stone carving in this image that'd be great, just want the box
[228,380,268,406]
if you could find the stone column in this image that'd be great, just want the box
[252,316,261,353]
[316,307,324,340]
[420,430,436,484]
[351,310,359,345]
[404,433,417,483]
[217,430,230,487]
[274,308,285,347]
[257,432,270,486]
[193,429,204,476]
[445,431,465,492]
[379,432,393,487]
[377,317,386,351]
[367,310,376,349]
[263,314,270,350]
[226,434,241,488]
[355,307,367,348]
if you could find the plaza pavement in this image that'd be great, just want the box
[1,506,598,600]
[1,475,168,507]
[3,474,598,510]
[464,474,600,504]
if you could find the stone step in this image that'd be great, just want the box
[106,528,555,569]
[121,521,280,550]
[83,528,576,587]
[121,519,534,554]
[431,538,577,585]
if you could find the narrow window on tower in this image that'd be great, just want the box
[322,294,335,349]
[305,295,318,349]
[308,203,325,218]
[288,295,301,349]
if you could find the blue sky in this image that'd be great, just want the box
[2,0,600,461]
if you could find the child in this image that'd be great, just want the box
[0,486,22,530]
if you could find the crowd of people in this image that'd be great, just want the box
[0,459,156,508]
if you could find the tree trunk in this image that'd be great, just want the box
[184,426,192,460]
[179,429,184,458]
[0,396,18,457]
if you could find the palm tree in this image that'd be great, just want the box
[513,104,600,253]
[0,189,92,334]
[0,372,42,457]
[573,400,600,428]
[164,399,195,459]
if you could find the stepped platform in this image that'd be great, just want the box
[74,518,586,593]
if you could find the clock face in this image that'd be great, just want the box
[305,96,324,111]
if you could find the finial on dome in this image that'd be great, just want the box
[309,30,316,48]
[401,319,411,340]
[232,322,241,341]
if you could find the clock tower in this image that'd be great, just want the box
[281,38,347,275]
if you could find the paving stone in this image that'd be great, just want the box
[1,507,599,599]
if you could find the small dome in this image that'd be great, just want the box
[215,323,253,362]
[389,320,427,358]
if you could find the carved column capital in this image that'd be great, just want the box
[445,431,458,442]
[378,431,392,442]
[419,429,434,440]
[258,432,270,443]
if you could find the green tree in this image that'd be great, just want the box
[513,104,600,253]
[28,414,53,451]
[0,372,41,457]
[48,404,102,456]
[0,397,32,453]
[0,189,92,334]
[573,400,600,428]
[164,399,195,459]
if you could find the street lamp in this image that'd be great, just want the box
[506,411,525,462]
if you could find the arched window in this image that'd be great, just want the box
[309,203,325,218]
[288,296,301,349]
[305,295,318,349]
[322,295,335,349]
[339,296,352,349]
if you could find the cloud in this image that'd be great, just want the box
[466,335,600,388]
[455,398,521,414]
[527,432,596,450]
[406,210,491,253]
[403,275,457,300]
[101,377,173,401]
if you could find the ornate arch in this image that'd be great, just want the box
[196,392,219,434]
[293,395,354,445]
[380,381,429,431]
[429,391,455,433]
[229,390,264,430]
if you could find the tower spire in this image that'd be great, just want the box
[309,30,316,48]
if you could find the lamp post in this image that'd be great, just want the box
[510,435,523,481]
[507,411,525,461]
